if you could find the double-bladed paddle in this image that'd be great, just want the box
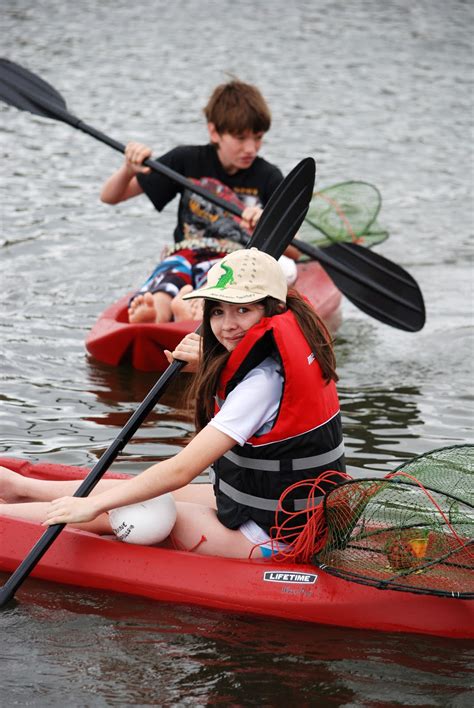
[0,58,425,332]
[0,157,316,607]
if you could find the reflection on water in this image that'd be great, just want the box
[83,357,431,476]
[340,384,424,474]
[85,358,194,417]
[2,577,472,707]
[83,360,196,473]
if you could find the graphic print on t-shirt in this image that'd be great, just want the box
[180,177,251,243]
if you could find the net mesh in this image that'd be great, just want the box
[299,181,387,248]
[357,219,389,249]
[313,445,474,598]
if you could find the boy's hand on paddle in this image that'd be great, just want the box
[241,205,262,232]
[43,496,100,525]
[124,141,152,174]
[164,332,202,373]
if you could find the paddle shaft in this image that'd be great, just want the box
[22,93,249,216]
[79,121,405,304]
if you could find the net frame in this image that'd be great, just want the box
[299,181,387,248]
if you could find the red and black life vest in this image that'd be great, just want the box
[211,309,345,535]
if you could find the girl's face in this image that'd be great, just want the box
[209,301,265,352]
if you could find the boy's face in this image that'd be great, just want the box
[208,123,264,175]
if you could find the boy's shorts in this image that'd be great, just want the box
[130,238,242,303]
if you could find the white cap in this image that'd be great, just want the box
[182,247,288,304]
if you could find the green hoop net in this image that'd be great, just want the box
[299,181,388,248]
[313,445,474,598]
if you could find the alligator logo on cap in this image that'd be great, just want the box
[208,262,236,290]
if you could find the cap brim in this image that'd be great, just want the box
[182,287,266,304]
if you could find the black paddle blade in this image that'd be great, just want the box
[0,58,68,119]
[247,157,315,259]
[293,238,426,332]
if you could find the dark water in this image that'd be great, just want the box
[1,0,473,704]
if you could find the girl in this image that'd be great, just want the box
[0,248,345,558]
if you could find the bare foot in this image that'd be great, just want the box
[0,466,28,503]
[128,292,159,324]
[172,285,204,322]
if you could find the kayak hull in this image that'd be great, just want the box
[0,458,472,638]
[85,261,342,371]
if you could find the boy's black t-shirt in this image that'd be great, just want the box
[137,144,283,243]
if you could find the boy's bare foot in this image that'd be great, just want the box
[172,285,204,322]
[128,291,174,324]
[128,292,159,324]
[0,466,28,503]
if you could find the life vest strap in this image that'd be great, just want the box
[223,441,345,472]
[209,469,322,512]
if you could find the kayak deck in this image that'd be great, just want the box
[85,261,342,371]
[0,458,472,638]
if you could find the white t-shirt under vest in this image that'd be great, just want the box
[209,357,283,446]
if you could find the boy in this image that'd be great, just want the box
[100,79,286,324]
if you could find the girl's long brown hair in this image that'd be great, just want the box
[188,289,338,432]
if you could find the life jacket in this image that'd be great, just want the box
[211,309,345,536]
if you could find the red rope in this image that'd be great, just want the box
[171,533,207,553]
[250,471,352,563]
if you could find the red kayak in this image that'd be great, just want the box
[0,457,472,639]
[85,261,342,371]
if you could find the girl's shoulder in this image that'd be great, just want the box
[240,355,282,385]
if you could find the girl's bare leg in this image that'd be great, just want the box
[172,482,216,509]
[1,466,215,506]
[0,465,125,504]
[0,491,263,556]
[0,501,112,535]
[171,501,264,558]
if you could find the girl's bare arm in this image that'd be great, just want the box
[44,425,234,525]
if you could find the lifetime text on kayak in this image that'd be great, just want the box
[263,572,318,584]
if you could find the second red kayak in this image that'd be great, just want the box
[85,261,342,371]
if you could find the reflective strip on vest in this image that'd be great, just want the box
[222,440,345,472]
[209,469,321,512]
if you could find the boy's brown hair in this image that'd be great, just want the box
[203,79,271,135]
